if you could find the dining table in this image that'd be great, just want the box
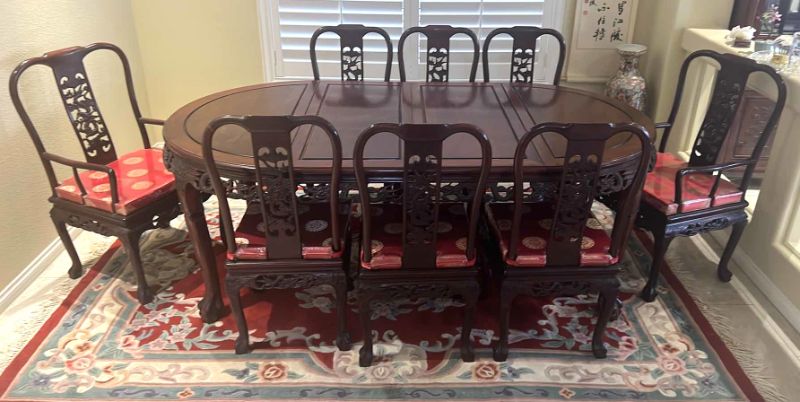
[162,80,654,323]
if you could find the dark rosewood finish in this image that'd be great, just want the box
[398,25,480,82]
[202,115,351,353]
[310,24,393,82]
[490,122,652,361]
[163,80,654,321]
[9,43,179,305]
[353,123,492,366]
[638,50,786,302]
[482,26,566,85]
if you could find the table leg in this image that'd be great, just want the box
[176,180,224,323]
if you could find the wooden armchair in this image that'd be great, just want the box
[202,115,352,354]
[310,24,393,82]
[9,43,179,305]
[485,122,651,361]
[482,26,566,84]
[637,50,787,302]
[352,123,491,367]
[398,25,480,82]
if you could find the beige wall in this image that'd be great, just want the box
[633,0,734,122]
[0,0,150,287]
[131,0,265,126]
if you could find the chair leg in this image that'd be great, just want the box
[718,220,746,282]
[357,291,374,367]
[460,290,478,362]
[640,230,674,302]
[493,283,513,362]
[593,282,618,358]
[334,275,352,351]
[119,230,154,305]
[226,278,251,354]
[51,215,82,279]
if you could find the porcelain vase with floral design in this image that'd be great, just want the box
[605,44,647,112]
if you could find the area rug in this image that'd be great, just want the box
[0,203,764,401]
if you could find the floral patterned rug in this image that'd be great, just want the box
[0,202,763,401]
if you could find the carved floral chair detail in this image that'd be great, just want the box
[482,26,566,84]
[398,25,480,82]
[9,43,179,305]
[202,115,352,354]
[310,24,393,82]
[353,123,492,367]
[637,50,786,302]
[485,122,652,361]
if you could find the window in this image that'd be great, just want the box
[262,0,564,81]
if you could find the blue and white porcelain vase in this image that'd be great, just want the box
[605,44,647,112]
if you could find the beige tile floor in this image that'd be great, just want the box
[0,225,798,401]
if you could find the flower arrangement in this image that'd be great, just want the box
[759,4,783,37]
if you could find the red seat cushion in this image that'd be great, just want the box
[358,203,476,270]
[54,149,175,215]
[484,202,617,268]
[642,153,744,215]
[230,202,347,261]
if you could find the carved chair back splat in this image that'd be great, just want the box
[202,115,343,261]
[482,26,566,85]
[398,25,480,82]
[9,42,153,193]
[310,24,393,82]
[509,123,652,267]
[353,123,492,269]
[659,49,787,192]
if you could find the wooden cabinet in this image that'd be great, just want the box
[718,90,776,182]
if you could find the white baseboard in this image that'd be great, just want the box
[0,228,82,314]
[708,230,800,334]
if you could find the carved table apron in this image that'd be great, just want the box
[163,81,654,323]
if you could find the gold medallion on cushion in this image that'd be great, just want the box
[92,183,111,193]
[304,219,328,233]
[455,237,468,251]
[122,156,144,165]
[581,236,595,250]
[88,171,107,180]
[131,181,154,190]
[126,169,148,178]
[370,240,384,254]
[522,236,547,250]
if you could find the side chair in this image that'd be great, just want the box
[202,115,352,354]
[482,26,566,84]
[310,24,393,82]
[352,123,492,367]
[398,25,480,82]
[485,122,652,361]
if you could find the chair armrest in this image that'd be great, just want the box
[42,152,119,206]
[139,117,165,126]
[673,161,751,212]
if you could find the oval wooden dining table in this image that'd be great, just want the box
[163,80,654,322]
